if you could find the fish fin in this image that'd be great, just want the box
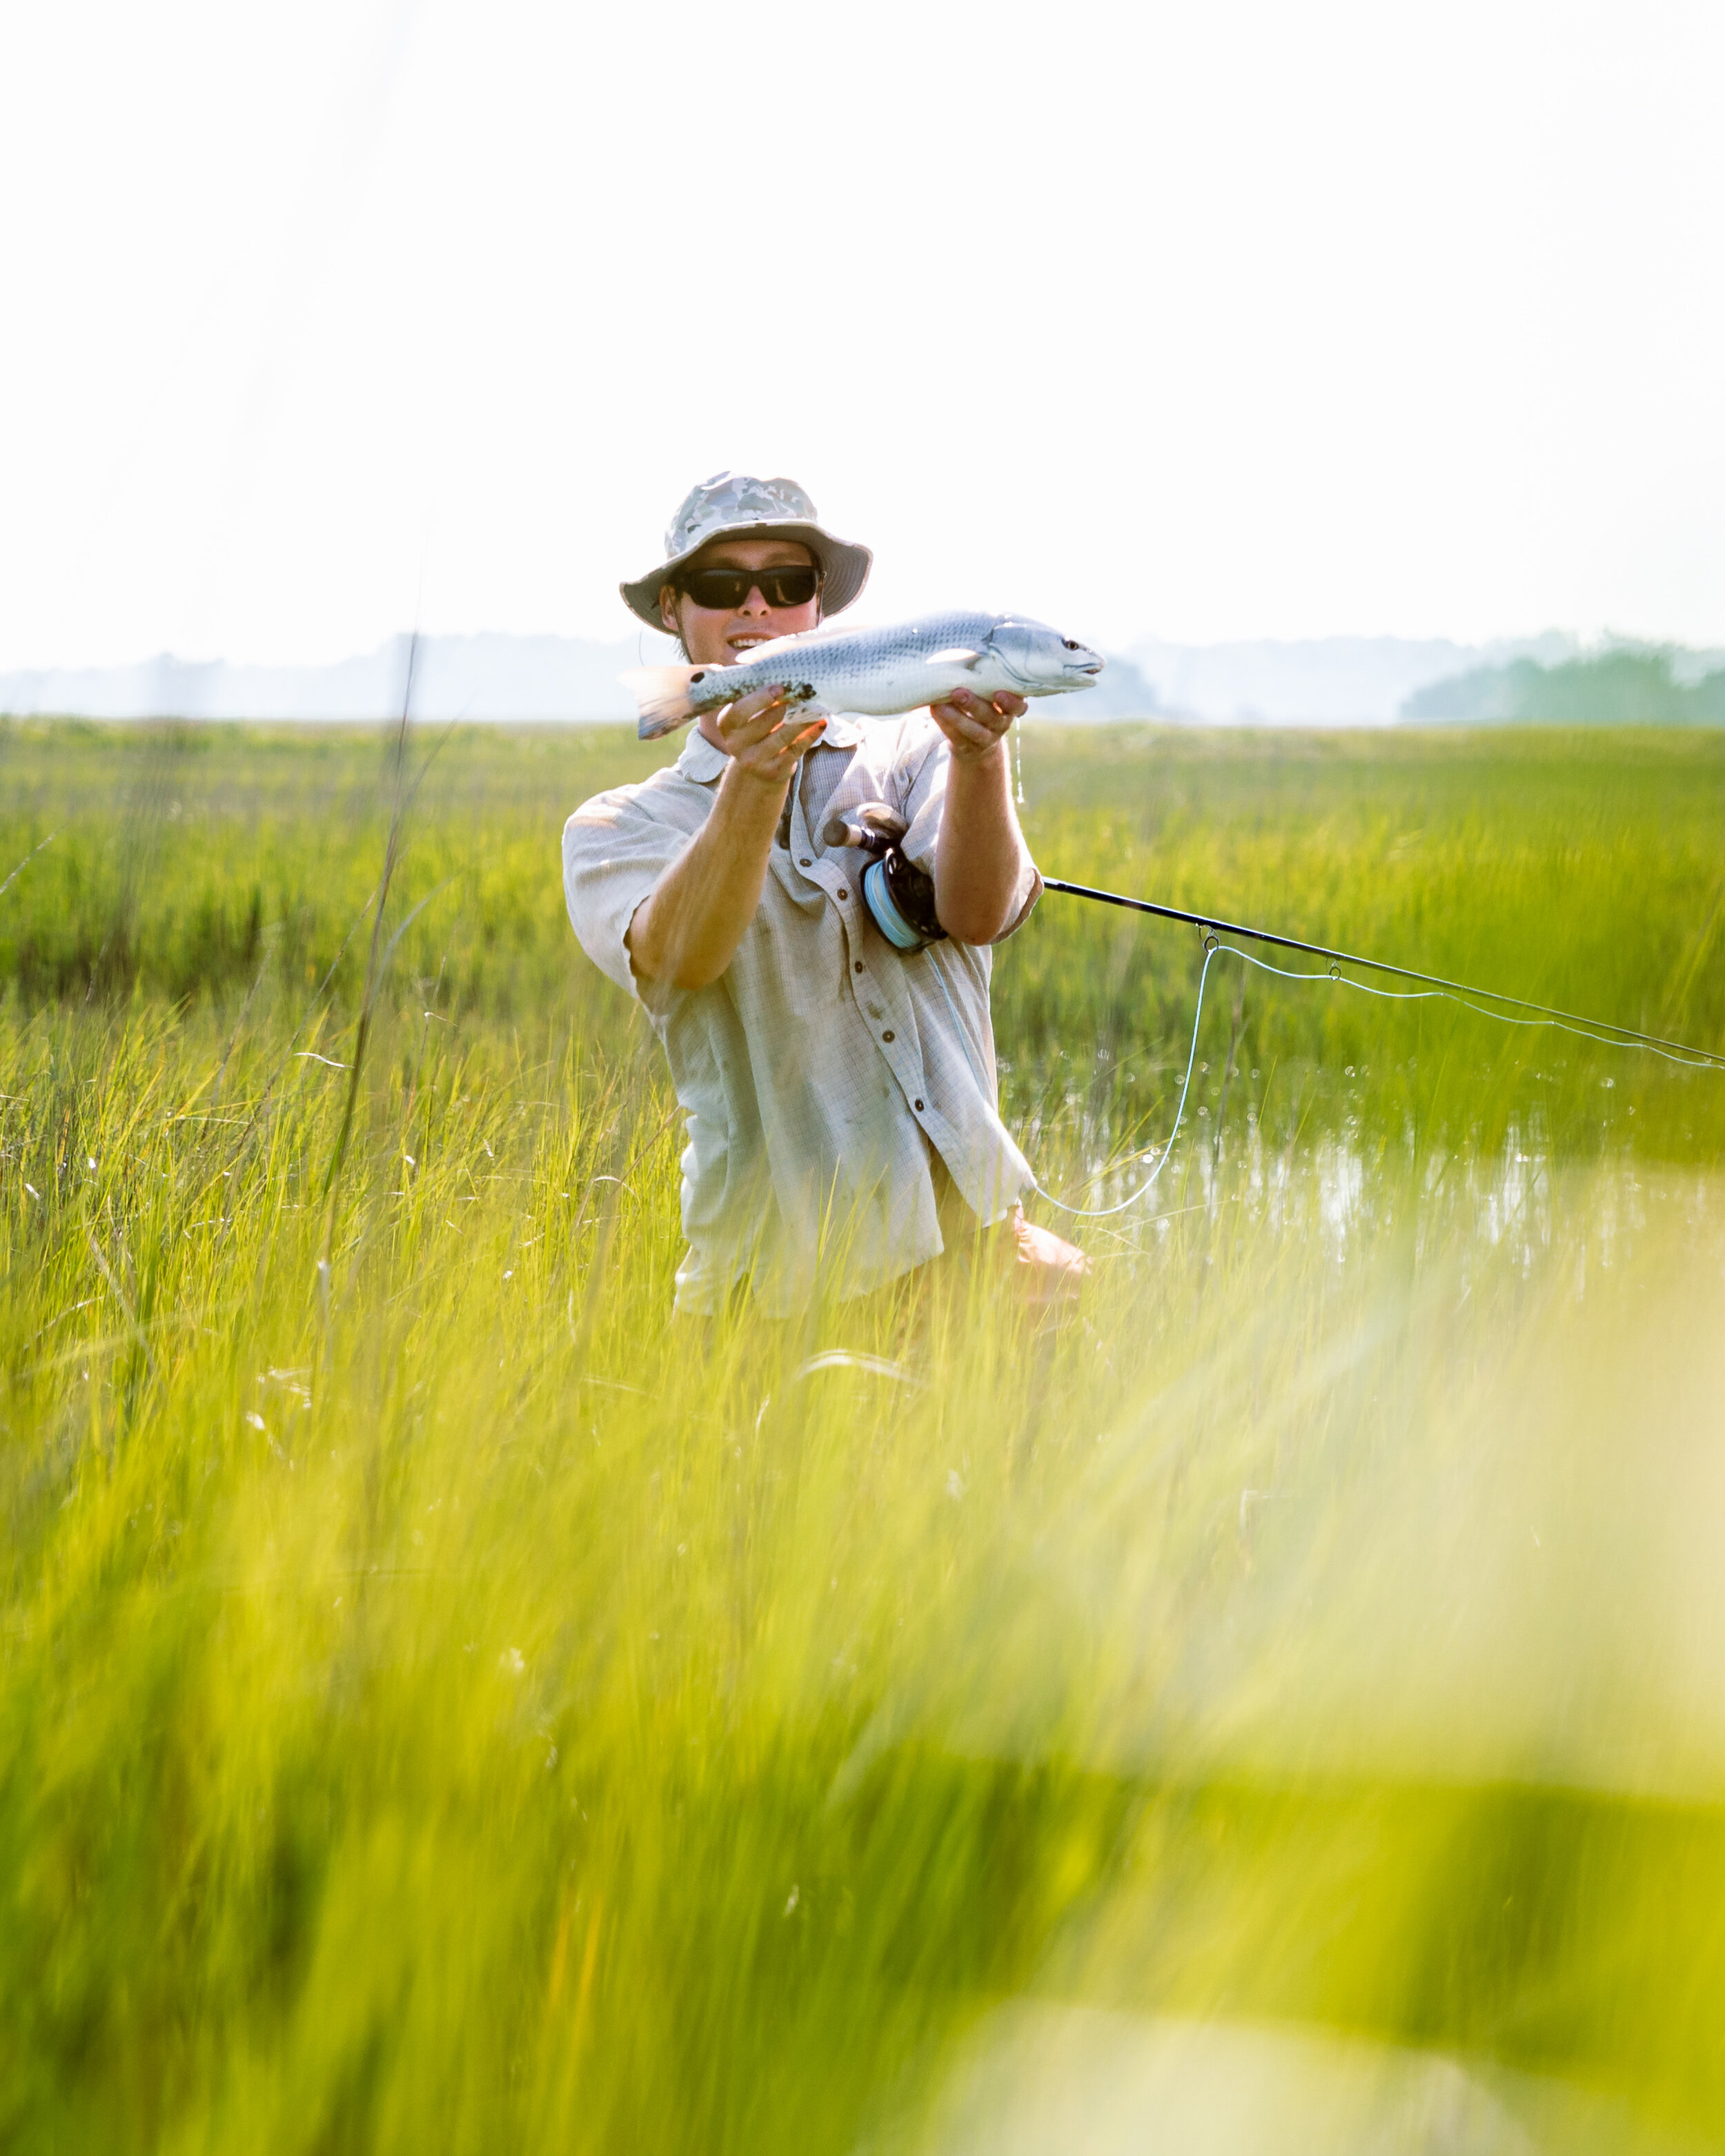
[620,665,700,740]
[925,646,984,669]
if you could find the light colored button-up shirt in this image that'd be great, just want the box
[562,713,1041,1314]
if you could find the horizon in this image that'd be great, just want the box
[9,622,1721,731]
[10,620,1725,679]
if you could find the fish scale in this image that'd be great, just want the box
[621,610,1104,740]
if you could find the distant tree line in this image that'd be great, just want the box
[1403,646,1725,725]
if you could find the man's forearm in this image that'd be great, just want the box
[935,742,1024,945]
[628,765,787,989]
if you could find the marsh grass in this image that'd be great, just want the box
[3,721,1725,2151]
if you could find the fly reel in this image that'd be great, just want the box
[822,804,947,953]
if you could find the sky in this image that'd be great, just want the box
[3,0,1722,670]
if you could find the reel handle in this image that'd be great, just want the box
[822,800,907,856]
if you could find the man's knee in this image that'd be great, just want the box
[1003,1203,1090,1312]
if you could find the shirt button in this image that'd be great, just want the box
[854,961,864,973]
[798,856,811,867]
[837,887,848,900]
[883,1030,895,1042]
[914,1098,925,1111]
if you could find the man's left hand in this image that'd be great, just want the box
[929,686,1027,764]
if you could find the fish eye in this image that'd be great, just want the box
[1062,639,1081,650]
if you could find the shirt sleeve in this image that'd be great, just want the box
[894,722,1043,945]
[561,785,693,1002]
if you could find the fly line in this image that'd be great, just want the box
[1021,879,1725,1220]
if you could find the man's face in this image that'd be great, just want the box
[660,538,820,666]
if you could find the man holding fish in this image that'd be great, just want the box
[562,471,1095,1320]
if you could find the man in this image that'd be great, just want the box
[562,471,1083,1318]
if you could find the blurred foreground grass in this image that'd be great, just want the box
[4,720,1725,2153]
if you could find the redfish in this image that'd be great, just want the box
[621,609,1104,741]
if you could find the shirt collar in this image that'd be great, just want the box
[676,731,728,785]
[676,711,865,787]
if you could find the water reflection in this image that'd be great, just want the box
[1020,1098,1717,1294]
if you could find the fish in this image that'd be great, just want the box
[619,611,1105,742]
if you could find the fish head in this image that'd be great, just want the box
[986,617,1106,694]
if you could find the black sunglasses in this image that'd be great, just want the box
[676,564,820,611]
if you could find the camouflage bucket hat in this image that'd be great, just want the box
[620,471,873,630]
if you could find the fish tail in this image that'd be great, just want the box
[620,665,702,740]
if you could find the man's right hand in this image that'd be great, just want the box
[629,686,827,991]
[712,686,827,789]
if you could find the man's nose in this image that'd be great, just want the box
[736,584,773,616]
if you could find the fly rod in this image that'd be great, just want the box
[1043,877,1725,1074]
